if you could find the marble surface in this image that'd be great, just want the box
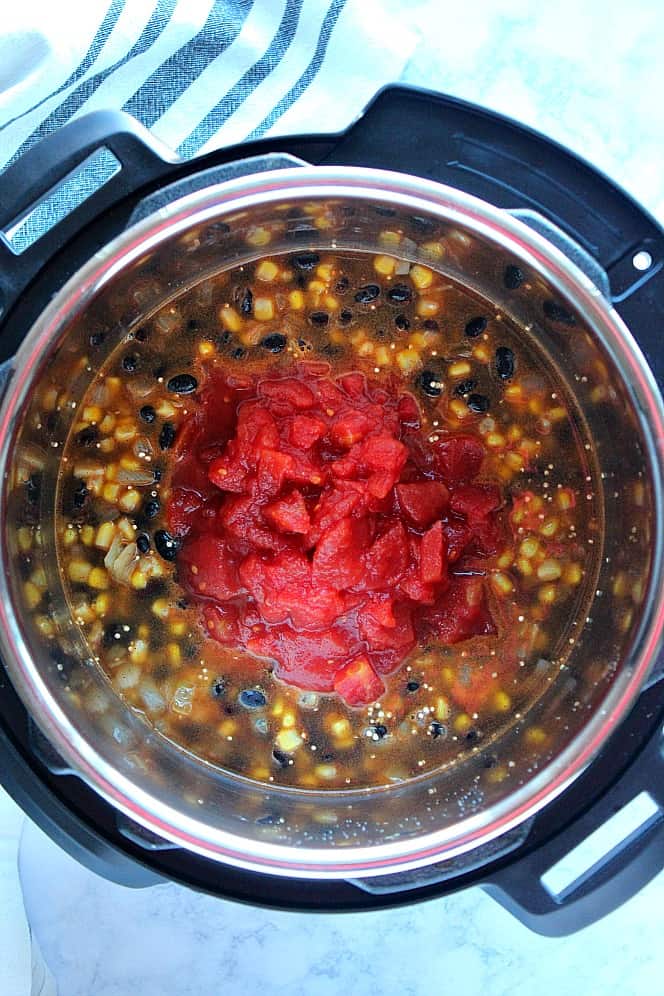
[2,2,664,995]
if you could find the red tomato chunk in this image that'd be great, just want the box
[168,367,503,707]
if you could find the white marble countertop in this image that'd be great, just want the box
[2,2,663,994]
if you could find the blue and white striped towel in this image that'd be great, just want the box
[0,3,416,993]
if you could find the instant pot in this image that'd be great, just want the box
[1,85,663,936]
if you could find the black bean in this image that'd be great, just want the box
[144,498,160,519]
[153,364,167,380]
[139,405,156,423]
[232,347,247,360]
[429,721,446,739]
[467,393,490,413]
[272,749,291,767]
[465,316,487,338]
[73,483,88,509]
[453,378,477,397]
[159,423,176,450]
[76,426,99,447]
[482,753,498,769]
[386,283,412,304]
[153,468,162,483]
[309,311,329,326]
[406,680,420,692]
[239,689,267,709]
[176,597,189,610]
[291,251,320,271]
[504,264,525,290]
[287,223,318,242]
[257,813,280,825]
[372,724,388,740]
[211,678,226,699]
[373,205,397,217]
[122,354,138,373]
[187,319,201,332]
[465,729,481,744]
[416,369,443,397]
[543,299,576,325]
[261,333,287,353]
[154,529,180,561]
[219,330,232,345]
[395,314,410,331]
[133,327,148,342]
[25,474,40,505]
[201,221,230,245]
[335,276,349,292]
[354,284,380,304]
[495,346,516,379]
[103,622,133,648]
[240,288,253,316]
[338,309,353,325]
[423,319,440,331]
[89,332,105,348]
[167,373,197,394]
[136,533,151,554]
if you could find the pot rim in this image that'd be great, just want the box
[1,165,663,879]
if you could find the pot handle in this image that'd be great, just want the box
[482,702,664,936]
[0,111,176,320]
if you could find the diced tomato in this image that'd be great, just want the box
[396,481,449,529]
[168,487,204,537]
[219,496,286,552]
[258,377,315,412]
[330,411,374,448]
[264,490,310,534]
[365,521,410,587]
[284,414,328,449]
[433,435,485,482]
[443,520,473,563]
[208,448,250,493]
[248,623,358,691]
[397,393,421,427]
[239,550,344,629]
[449,665,499,713]
[313,516,368,589]
[359,601,416,674]
[399,574,437,604]
[179,535,243,602]
[307,483,366,546]
[202,602,243,646]
[420,520,446,584]
[236,403,280,451]
[256,448,296,497]
[338,371,367,399]
[334,656,385,706]
[420,577,496,644]
[450,483,502,522]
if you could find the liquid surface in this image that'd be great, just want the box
[53,250,598,789]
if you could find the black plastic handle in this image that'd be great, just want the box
[483,705,664,936]
[0,111,177,319]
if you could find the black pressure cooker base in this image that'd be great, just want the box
[1,85,663,937]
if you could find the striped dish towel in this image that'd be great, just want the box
[0,0,417,169]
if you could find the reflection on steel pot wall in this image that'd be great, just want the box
[0,166,662,879]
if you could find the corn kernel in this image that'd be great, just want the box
[441,666,455,685]
[271,700,284,718]
[525,726,548,746]
[315,763,337,780]
[378,229,401,246]
[282,710,296,729]
[63,526,78,547]
[17,526,33,553]
[373,254,397,276]
[331,718,351,738]
[88,567,109,590]
[410,264,433,289]
[472,343,491,363]
[83,405,103,424]
[24,581,41,610]
[507,425,523,443]
[374,345,391,366]
[68,560,91,584]
[289,290,305,310]
[505,451,524,472]
[486,432,506,449]
[538,560,562,583]
[491,572,514,596]
[94,593,110,616]
[254,297,275,321]
[493,690,512,712]
[152,598,170,620]
[409,332,429,349]
[486,765,507,784]
[219,305,242,333]
[323,294,339,312]
[564,563,583,586]
[453,713,472,734]
[256,259,279,282]
[396,349,422,373]
[357,341,374,357]
[315,262,334,282]
[276,729,303,752]
[240,325,263,347]
[314,214,333,230]
[497,549,514,569]
[99,414,116,434]
[198,340,216,358]
[416,297,440,318]
[105,376,122,395]
[307,279,325,294]
[130,569,148,590]
[517,557,534,577]
[99,438,115,454]
[102,482,121,502]
[548,406,567,422]
[556,488,576,511]
[504,384,524,403]
[170,620,187,637]
[114,422,137,444]
[538,583,557,605]
[117,517,135,541]
[448,361,472,379]
[246,225,271,247]
[519,537,540,559]
[167,643,181,667]
[449,398,469,419]
[528,397,544,416]
[435,697,451,721]
[42,387,59,412]
[35,615,55,638]
[219,719,237,738]
[119,489,141,513]
[539,517,559,538]
[421,240,444,258]
[73,601,95,624]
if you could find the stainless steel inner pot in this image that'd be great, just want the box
[0,166,662,879]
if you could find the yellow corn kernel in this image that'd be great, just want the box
[289,290,305,310]
[410,264,433,289]
[88,567,109,591]
[538,583,557,605]
[486,433,506,449]
[374,345,391,367]
[497,549,514,569]
[441,666,455,685]
[416,297,439,318]
[539,517,559,538]
[282,710,296,729]
[519,537,540,559]
[68,560,91,584]
[99,414,116,435]
[246,225,271,246]
[73,601,95,624]
[104,462,118,482]
[448,361,472,379]
[505,451,524,472]
[504,384,524,403]
[82,405,103,424]
[507,424,523,443]
[130,639,149,665]
[276,729,303,752]
[357,341,374,357]
[138,624,150,640]
[307,279,325,294]
[633,480,645,506]
[35,615,55,638]
[156,400,176,420]
[564,562,583,586]
[119,489,141,513]
[315,764,337,780]
[117,517,135,541]
[240,325,263,347]
[120,455,141,473]
[556,488,576,511]
[219,305,242,333]
[472,343,491,363]
[590,384,607,404]
[252,767,271,781]
[23,581,41,610]
[486,765,508,784]
[491,572,514,596]
[63,526,78,547]
[330,718,352,739]
[396,349,422,373]
[323,294,339,312]
[517,557,534,577]
[314,214,333,230]
[42,386,59,412]
[256,259,279,282]
[80,525,95,547]
[435,696,451,721]
[170,620,187,637]
[254,297,275,321]
[493,690,512,713]
[378,229,401,246]
[102,482,121,503]
[17,527,33,553]
[114,422,137,444]
[449,398,469,420]
[373,254,397,276]
[105,376,122,395]
[453,713,472,734]
[519,439,539,460]
[421,240,445,258]
[525,726,548,747]
[271,700,284,718]
[94,593,110,616]
[409,332,429,350]
[152,598,170,620]
[198,340,216,358]
[315,262,334,282]
[548,406,567,422]
[99,438,115,454]
[130,569,148,590]
[219,719,237,738]
[167,643,181,667]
